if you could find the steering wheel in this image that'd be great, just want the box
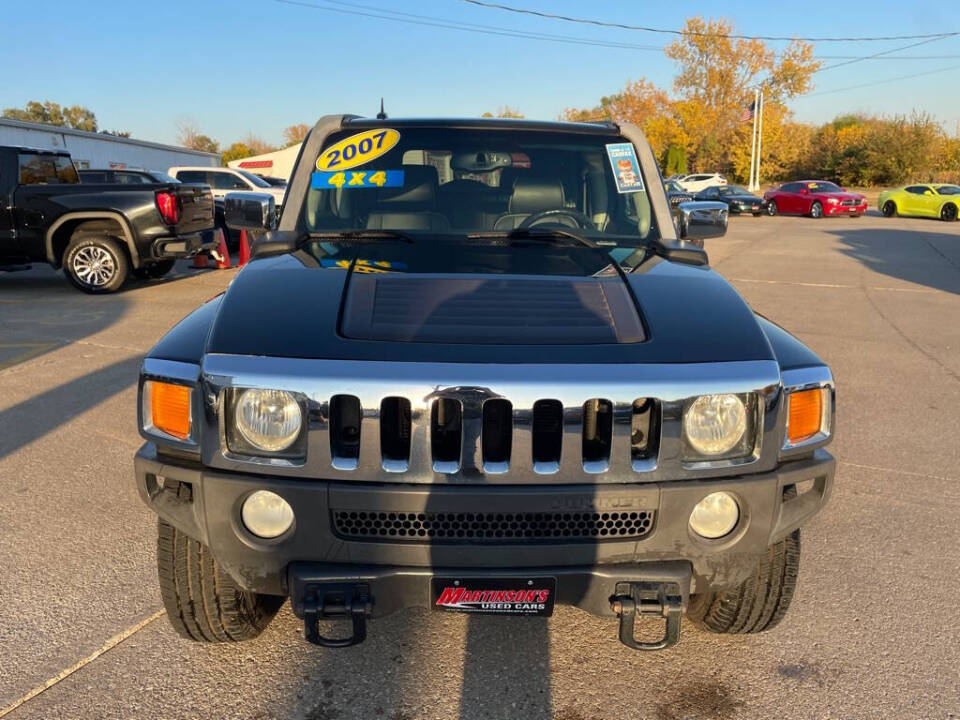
[518,209,596,231]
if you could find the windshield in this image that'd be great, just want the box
[937,185,960,195]
[237,169,272,188]
[149,171,180,183]
[805,181,842,193]
[720,185,750,195]
[303,126,659,246]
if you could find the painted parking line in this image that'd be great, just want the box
[0,609,166,719]
[729,278,937,293]
[0,342,60,372]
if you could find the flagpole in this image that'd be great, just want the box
[748,88,759,191]
[755,88,764,192]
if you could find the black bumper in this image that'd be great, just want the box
[150,230,217,260]
[134,444,834,608]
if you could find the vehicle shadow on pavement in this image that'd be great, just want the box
[0,355,142,460]
[831,227,960,295]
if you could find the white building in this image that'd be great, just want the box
[227,143,302,180]
[0,118,219,172]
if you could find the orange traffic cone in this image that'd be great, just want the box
[212,228,232,269]
[238,229,251,267]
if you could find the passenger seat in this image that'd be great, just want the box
[365,165,450,231]
[493,177,567,230]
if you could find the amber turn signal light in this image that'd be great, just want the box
[787,388,823,444]
[149,381,192,440]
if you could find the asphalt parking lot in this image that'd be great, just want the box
[1,213,959,720]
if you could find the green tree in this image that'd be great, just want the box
[221,142,253,165]
[482,106,524,118]
[665,145,687,176]
[3,100,98,131]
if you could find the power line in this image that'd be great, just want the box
[815,35,954,72]
[461,0,960,43]
[799,63,960,97]
[272,0,666,51]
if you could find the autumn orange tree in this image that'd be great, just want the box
[564,16,820,179]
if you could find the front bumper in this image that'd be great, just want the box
[825,203,867,215]
[135,444,834,606]
[150,231,217,260]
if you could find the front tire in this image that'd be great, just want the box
[941,203,958,222]
[687,529,800,634]
[882,200,897,217]
[157,515,284,642]
[63,233,129,293]
[766,201,778,216]
[810,201,823,219]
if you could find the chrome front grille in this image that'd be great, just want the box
[202,356,783,484]
[840,199,859,207]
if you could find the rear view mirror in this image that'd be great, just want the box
[224,192,276,232]
[676,201,728,245]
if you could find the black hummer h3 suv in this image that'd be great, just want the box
[134,116,834,651]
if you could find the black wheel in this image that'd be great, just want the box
[132,259,176,280]
[63,232,129,293]
[882,201,897,217]
[941,203,958,222]
[810,201,823,219]
[766,201,778,216]
[687,529,801,634]
[157,513,284,642]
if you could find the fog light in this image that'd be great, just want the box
[689,491,739,539]
[241,490,294,539]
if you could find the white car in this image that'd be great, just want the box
[676,173,727,193]
[168,167,286,209]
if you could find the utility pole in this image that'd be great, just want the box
[748,88,759,191]
[755,87,764,191]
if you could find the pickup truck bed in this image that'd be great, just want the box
[1,145,215,292]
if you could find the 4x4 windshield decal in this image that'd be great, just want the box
[311,169,404,189]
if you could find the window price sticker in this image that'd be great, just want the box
[605,143,645,194]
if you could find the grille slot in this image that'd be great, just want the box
[582,399,613,472]
[482,399,512,472]
[332,509,655,543]
[631,398,659,469]
[431,399,463,473]
[379,397,411,472]
[329,395,361,470]
[532,399,563,472]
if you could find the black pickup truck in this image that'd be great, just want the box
[0,146,215,292]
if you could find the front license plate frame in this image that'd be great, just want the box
[431,577,556,617]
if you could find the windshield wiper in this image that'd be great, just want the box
[468,227,599,248]
[307,230,416,243]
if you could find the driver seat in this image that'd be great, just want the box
[493,177,567,230]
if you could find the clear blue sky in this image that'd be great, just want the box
[3,0,959,147]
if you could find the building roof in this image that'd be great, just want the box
[0,118,220,159]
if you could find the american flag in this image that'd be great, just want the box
[740,101,756,123]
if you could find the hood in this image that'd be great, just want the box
[817,191,864,201]
[205,242,775,364]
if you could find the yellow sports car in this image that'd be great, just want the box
[879,184,960,221]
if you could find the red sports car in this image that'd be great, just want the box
[764,181,867,218]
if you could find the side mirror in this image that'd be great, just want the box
[224,192,276,232]
[677,201,728,245]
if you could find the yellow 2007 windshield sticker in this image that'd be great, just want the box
[316,128,400,171]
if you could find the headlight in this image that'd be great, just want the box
[827,197,839,204]
[683,394,747,457]
[233,389,302,453]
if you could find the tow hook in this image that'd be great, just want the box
[301,583,372,648]
[611,581,683,651]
